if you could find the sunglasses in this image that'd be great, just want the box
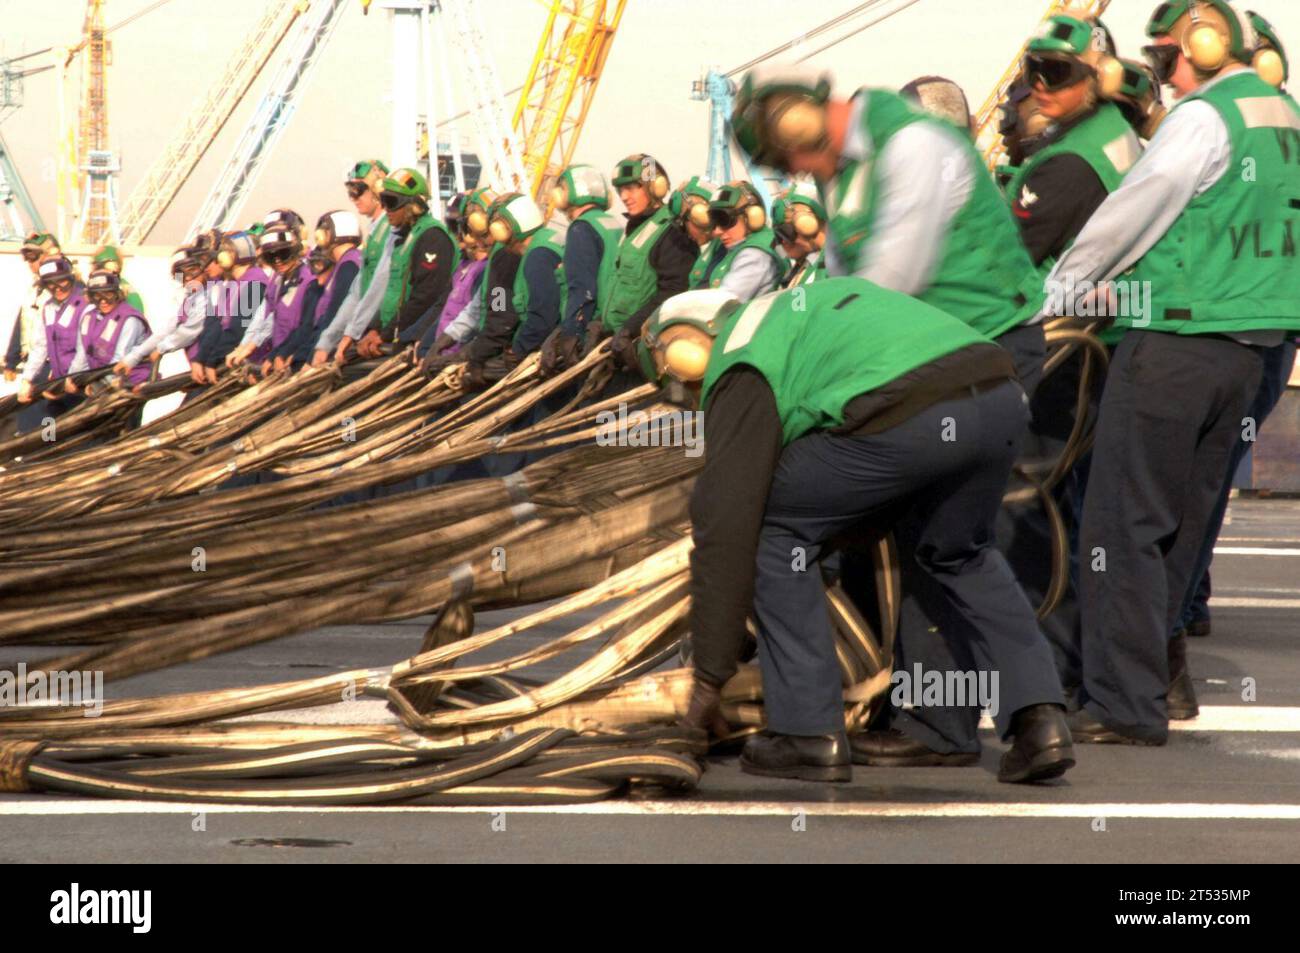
[345,181,368,200]
[708,208,742,230]
[1142,44,1181,85]
[379,191,416,212]
[1024,55,1092,92]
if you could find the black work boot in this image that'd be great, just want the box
[1167,629,1200,720]
[848,728,979,767]
[739,730,851,782]
[1187,619,1212,638]
[1066,708,1165,746]
[998,704,1075,783]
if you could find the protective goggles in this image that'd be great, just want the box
[1023,54,1092,91]
[260,247,298,266]
[1142,43,1181,85]
[21,249,43,263]
[307,255,333,275]
[379,191,417,212]
[708,207,743,230]
[87,290,121,305]
[345,180,369,200]
[44,278,75,293]
[774,221,799,244]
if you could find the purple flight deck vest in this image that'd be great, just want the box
[434,258,487,352]
[42,289,89,379]
[82,302,152,387]
[313,248,363,328]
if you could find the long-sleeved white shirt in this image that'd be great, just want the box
[22,296,84,383]
[823,92,974,296]
[716,246,782,302]
[442,289,483,344]
[1045,69,1282,345]
[152,285,214,357]
[317,214,395,351]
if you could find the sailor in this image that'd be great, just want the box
[690,180,785,299]
[67,269,151,392]
[648,281,1073,783]
[770,185,828,288]
[670,176,717,256]
[538,164,624,376]
[595,154,698,372]
[899,74,975,134]
[1169,9,1298,657]
[421,188,495,368]
[353,167,457,360]
[88,245,146,314]
[1044,0,1300,744]
[731,64,1047,391]
[194,231,269,380]
[315,159,394,364]
[281,210,363,368]
[3,232,60,380]
[226,226,310,376]
[456,192,564,390]
[16,256,91,419]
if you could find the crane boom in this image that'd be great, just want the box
[973,0,1113,170]
[513,0,626,206]
[188,0,348,236]
[115,2,303,244]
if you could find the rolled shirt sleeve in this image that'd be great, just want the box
[1044,98,1230,311]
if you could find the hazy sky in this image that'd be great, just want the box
[3,0,1298,247]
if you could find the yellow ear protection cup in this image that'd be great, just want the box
[663,333,713,383]
[218,248,235,270]
[467,208,490,237]
[744,202,766,231]
[791,204,821,239]
[766,93,829,154]
[488,217,513,244]
[1255,47,1285,87]
[639,157,670,201]
[688,201,712,229]
[550,184,571,211]
[1153,1,1255,74]
[1095,56,1127,99]
[314,228,329,248]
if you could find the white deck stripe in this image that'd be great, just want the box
[1212,547,1300,556]
[1,799,1298,819]
[1208,597,1300,609]
[976,706,1300,733]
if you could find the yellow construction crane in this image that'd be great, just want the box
[972,0,1112,171]
[512,0,626,208]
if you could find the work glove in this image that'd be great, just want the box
[538,328,581,378]
[607,324,640,370]
[583,318,608,356]
[679,677,729,739]
[463,361,489,391]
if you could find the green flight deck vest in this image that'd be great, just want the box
[822,88,1043,338]
[1118,71,1300,335]
[694,227,784,293]
[601,206,674,332]
[701,277,993,445]
[378,213,458,330]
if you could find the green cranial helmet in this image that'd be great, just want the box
[382,167,431,200]
[91,244,123,267]
[1146,1,1257,63]
[668,175,717,221]
[487,192,545,244]
[1028,14,1098,58]
[1249,10,1289,86]
[635,288,743,388]
[731,63,833,167]
[772,184,827,226]
[552,164,611,210]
